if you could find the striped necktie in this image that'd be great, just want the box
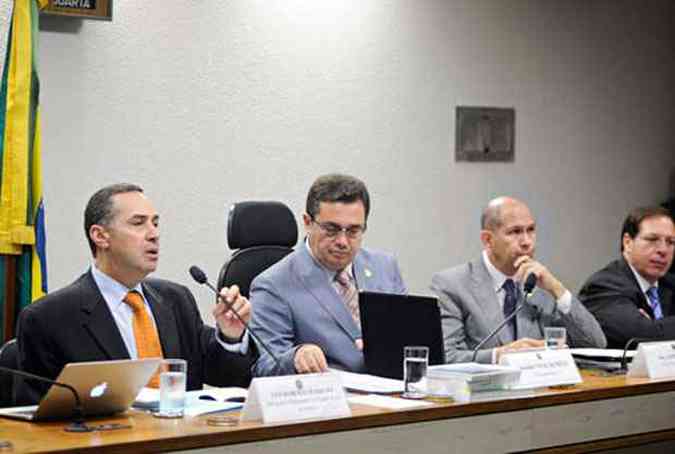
[124,291,163,387]
[335,270,360,329]
[646,286,663,320]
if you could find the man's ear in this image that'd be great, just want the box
[89,224,110,251]
[302,213,312,231]
[622,232,633,255]
[480,229,492,251]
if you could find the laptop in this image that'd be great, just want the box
[0,358,160,421]
[359,291,444,379]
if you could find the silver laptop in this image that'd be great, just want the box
[0,358,160,421]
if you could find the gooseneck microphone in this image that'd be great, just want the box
[0,366,90,432]
[189,265,280,366]
[471,273,538,362]
[620,337,653,371]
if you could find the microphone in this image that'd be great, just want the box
[0,365,90,432]
[471,273,538,362]
[189,265,280,366]
[620,337,652,371]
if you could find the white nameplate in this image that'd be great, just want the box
[499,349,582,389]
[627,341,675,379]
[240,372,350,424]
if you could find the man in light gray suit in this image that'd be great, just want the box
[431,197,606,364]
[249,174,407,376]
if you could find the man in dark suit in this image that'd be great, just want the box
[579,206,675,349]
[17,183,256,404]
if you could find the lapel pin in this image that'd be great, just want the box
[364,269,373,278]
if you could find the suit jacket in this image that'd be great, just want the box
[578,258,675,349]
[430,258,606,364]
[249,245,407,376]
[16,271,256,404]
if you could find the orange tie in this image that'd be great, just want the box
[124,291,163,387]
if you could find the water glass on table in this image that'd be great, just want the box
[402,346,428,399]
[544,327,567,350]
[156,358,187,418]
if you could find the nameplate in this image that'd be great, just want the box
[499,349,582,389]
[627,341,675,379]
[240,373,350,424]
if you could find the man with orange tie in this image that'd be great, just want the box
[16,183,256,404]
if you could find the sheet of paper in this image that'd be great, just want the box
[329,369,404,394]
[133,386,248,412]
[347,394,433,409]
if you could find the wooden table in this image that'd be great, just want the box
[2,371,675,453]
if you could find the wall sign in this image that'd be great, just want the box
[455,106,515,162]
[42,0,112,21]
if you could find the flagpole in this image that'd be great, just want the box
[3,255,17,342]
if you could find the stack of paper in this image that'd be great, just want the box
[134,387,248,416]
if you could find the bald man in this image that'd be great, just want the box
[430,197,606,364]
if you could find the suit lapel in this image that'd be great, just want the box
[296,246,360,340]
[618,259,655,317]
[469,259,511,345]
[79,272,130,359]
[143,282,180,358]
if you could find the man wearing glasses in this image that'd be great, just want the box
[579,206,675,349]
[249,174,406,376]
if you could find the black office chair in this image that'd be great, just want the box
[217,201,298,297]
[0,338,19,407]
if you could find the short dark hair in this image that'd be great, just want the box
[620,206,674,252]
[305,174,370,221]
[84,183,144,256]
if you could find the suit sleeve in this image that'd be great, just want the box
[248,276,299,376]
[16,304,62,404]
[579,278,675,348]
[431,273,492,364]
[538,294,607,348]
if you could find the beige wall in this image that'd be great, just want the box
[1,0,673,321]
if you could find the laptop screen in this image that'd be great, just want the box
[359,291,444,379]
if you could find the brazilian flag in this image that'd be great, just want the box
[0,0,49,341]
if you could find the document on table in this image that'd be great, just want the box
[347,394,433,409]
[329,369,404,394]
[134,386,248,416]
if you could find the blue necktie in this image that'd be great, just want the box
[503,279,519,340]
[646,287,663,320]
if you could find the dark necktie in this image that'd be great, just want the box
[502,279,519,340]
[647,286,663,320]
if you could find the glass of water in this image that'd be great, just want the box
[156,358,187,418]
[402,346,428,399]
[544,327,567,349]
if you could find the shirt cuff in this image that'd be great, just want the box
[491,348,497,364]
[215,329,250,355]
[556,290,572,314]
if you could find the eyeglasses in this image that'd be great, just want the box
[312,220,367,239]
[636,235,675,249]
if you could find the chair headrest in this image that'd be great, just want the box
[227,201,298,250]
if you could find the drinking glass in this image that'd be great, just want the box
[402,346,428,399]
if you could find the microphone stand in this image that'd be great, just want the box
[0,366,90,432]
[471,274,538,362]
[189,267,281,367]
[620,337,652,371]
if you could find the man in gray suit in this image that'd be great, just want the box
[249,174,407,376]
[431,197,606,364]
